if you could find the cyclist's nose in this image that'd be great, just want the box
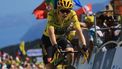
[64,12,67,15]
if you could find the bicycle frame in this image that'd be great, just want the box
[50,50,80,69]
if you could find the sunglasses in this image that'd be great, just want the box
[60,9,71,14]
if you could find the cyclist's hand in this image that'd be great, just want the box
[53,44,62,53]
[81,46,87,52]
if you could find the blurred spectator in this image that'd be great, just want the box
[0,51,45,69]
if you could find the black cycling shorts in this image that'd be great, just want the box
[41,35,73,64]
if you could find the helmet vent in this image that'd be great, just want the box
[60,2,63,6]
[69,4,72,8]
[64,1,66,7]
[67,1,69,7]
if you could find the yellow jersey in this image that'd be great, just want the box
[44,10,81,37]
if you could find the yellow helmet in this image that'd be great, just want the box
[57,0,73,9]
[85,15,94,24]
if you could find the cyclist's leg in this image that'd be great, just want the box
[71,38,81,66]
[58,37,74,65]
[41,35,55,68]
[65,46,74,65]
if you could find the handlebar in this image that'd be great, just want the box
[60,51,80,53]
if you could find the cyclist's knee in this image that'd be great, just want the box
[65,47,74,52]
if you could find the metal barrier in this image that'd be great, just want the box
[92,41,118,69]
[117,41,122,47]
[96,41,118,54]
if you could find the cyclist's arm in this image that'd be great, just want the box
[48,26,57,46]
[72,11,86,46]
[80,22,87,28]
[47,11,57,46]
[75,27,86,46]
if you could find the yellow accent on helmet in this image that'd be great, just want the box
[57,0,73,9]
[85,15,94,24]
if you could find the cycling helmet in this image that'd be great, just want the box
[57,0,73,9]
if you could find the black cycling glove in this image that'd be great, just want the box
[53,44,62,52]
[81,45,88,52]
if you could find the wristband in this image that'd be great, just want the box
[82,47,88,52]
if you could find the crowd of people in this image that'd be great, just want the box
[0,51,44,69]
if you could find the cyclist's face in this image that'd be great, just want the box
[59,9,71,18]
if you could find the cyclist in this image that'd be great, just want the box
[41,0,87,67]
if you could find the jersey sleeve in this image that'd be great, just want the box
[44,11,54,36]
[71,11,81,29]
[47,11,55,27]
